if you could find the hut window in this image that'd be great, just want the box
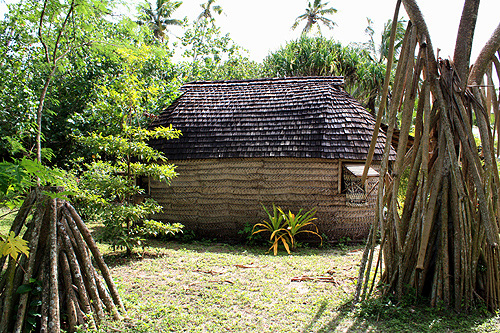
[342,164,379,207]
[135,176,150,196]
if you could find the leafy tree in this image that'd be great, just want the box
[0,6,40,162]
[190,0,224,64]
[70,45,180,136]
[291,0,337,36]
[0,1,184,256]
[72,46,183,254]
[179,13,262,81]
[51,26,181,166]
[76,126,182,254]
[0,0,119,166]
[33,0,115,165]
[0,2,181,168]
[137,0,183,43]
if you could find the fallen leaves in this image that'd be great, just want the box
[291,275,339,284]
[234,263,266,269]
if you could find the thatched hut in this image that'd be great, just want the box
[147,77,394,242]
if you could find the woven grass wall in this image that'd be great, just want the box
[150,157,379,242]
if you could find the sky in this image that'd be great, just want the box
[0,0,499,63]
[168,0,499,62]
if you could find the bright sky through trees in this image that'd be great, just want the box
[0,0,498,61]
[170,0,499,62]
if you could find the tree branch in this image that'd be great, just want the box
[52,0,76,64]
[38,0,50,64]
[453,0,480,88]
[468,22,500,86]
[402,0,438,79]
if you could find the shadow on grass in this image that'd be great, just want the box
[98,238,364,270]
[146,238,362,258]
[301,297,500,333]
[86,220,364,266]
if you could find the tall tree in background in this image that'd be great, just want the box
[137,0,182,42]
[263,37,386,112]
[24,0,114,166]
[364,17,407,63]
[179,2,262,82]
[0,0,177,167]
[357,0,500,312]
[35,0,78,165]
[0,5,39,161]
[197,0,223,22]
[188,0,224,64]
[291,0,337,36]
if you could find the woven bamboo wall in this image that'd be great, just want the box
[150,157,379,242]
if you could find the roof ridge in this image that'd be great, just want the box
[183,76,344,88]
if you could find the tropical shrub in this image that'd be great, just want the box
[252,204,288,255]
[263,36,386,112]
[252,204,322,255]
[75,125,183,254]
[278,207,322,250]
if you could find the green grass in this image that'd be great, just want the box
[2,208,499,332]
[0,208,16,235]
[89,239,500,333]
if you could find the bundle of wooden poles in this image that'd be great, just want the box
[356,0,500,311]
[0,187,125,332]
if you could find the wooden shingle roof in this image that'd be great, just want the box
[148,77,394,161]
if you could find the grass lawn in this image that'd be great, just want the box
[93,239,500,333]
[2,209,500,332]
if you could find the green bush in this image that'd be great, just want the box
[75,126,183,254]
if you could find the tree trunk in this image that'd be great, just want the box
[356,0,500,312]
[453,0,480,88]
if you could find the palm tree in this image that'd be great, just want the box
[365,17,406,63]
[197,0,223,22]
[137,0,183,42]
[291,0,337,36]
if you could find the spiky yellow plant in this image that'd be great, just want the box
[252,204,322,255]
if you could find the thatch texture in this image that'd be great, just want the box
[151,158,379,241]
[149,77,393,161]
[148,77,394,241]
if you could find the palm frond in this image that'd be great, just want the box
[319,7,337,15]
[294,0,336,36]
[318,17,336,29]
[302,20,313,35]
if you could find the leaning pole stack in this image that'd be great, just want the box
[0,187,125,332]
[356,0,500,312]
